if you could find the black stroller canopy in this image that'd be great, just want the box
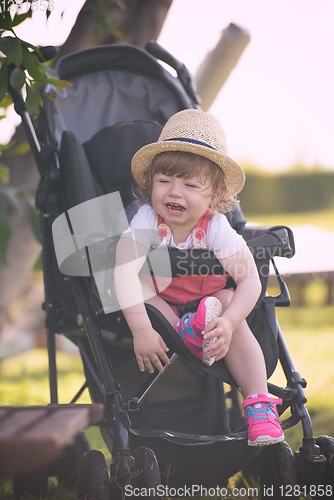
[45,45,195,146]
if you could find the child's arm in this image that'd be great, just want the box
[202,245,262,360]
[114,236,170,374]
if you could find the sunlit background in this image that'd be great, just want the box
[159,0,334,172]
[3,0,334,172]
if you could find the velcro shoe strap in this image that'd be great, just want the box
[242,395,282,410]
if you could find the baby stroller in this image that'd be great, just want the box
[8,42,334,499]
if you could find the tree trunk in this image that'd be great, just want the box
[59,0,173,57]
[0,0,173,331]
[116,0,173,48]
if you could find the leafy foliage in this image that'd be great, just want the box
[0,0,128,264]
[0,36,72,117]
[85,0,125,38]
[0,1,72,263]
[0,1,129,264]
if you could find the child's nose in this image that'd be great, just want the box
[168,180,183,197]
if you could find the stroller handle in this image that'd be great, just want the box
[146,41,200,105]
[146,41,185,73]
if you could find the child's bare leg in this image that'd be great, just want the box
[224,321,268,397]
[211,289,268,398]
[140,278,180,328]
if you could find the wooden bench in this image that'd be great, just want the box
[0,403,104,479]
[269,270,334,306]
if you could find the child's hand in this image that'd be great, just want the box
[132,328,170,374]
[202,316,234,360]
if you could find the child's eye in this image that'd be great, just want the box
[185,183,197,188]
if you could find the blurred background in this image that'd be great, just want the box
[0,0,333,478]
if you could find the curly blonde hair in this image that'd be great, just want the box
[133,151,237,213]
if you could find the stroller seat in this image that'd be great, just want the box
[57,110,280,384]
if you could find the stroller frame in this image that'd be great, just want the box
[7,42,332,496]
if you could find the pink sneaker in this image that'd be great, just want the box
[243,394,285,446]
[175,296,222,366]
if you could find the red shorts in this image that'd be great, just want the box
[144,274,231,304]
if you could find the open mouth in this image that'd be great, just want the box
[167,203,185,212]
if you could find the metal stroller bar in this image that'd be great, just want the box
[7,78,62,405]
[126,353,178,410]
[269,258,314,440]
[69,381,88,404]
[70,276,130,451]
[276,321,313,434]
[77,338,105,399]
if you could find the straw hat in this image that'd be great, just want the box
[131,109,245,198]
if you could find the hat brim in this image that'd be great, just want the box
[131,140,245,198]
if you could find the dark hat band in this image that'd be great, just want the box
[164,137,216,151]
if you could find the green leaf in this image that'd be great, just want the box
[40,91,61,107]
[11,10,32,28]
[0,17,8,30]
[21,40,43,61]
[34,77,72,89]
[0,201,11,264]
[2,9,13,30]
[0,36,23,68]
[46,78,72,88]
[0,161,10,183]
[34,76,71,98]
[39,62,58,80]
[9,66,26,91]
[0,94,13,109]
[5,141,30,156]
[0,62,8,103]
[23,56,44,80]
[25,83,39,116]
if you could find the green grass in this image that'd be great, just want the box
[244,207,334,232]
[269,305,334,450]
[0,350,89,406]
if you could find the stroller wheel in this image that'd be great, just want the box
[316,435,334,487]
[110,447,161,500]
[77,450,109,500]
[132,447,161,491]
[12,468,48,499]
[259,441,298,499]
